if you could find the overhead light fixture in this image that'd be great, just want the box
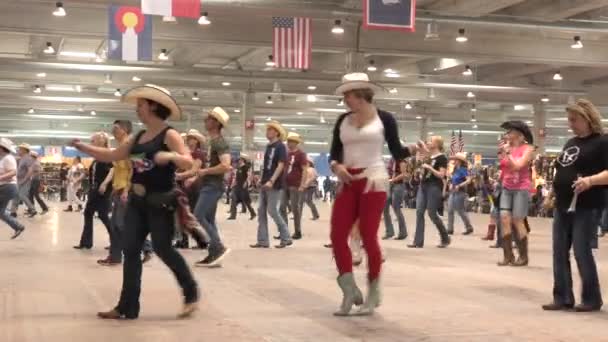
[331,19,344,34]
[162,16,177,22]
[466,91,475,98]
[306,94,317,102]
[307,85,317,90]
[95,55,104,63]
[470,115,477,122]
[43,42,55,54]
[114,89,121,97]
[472,124,478,129]
[553,71,563,81]
[571,35,583,49]
[514,104,526,111]
[266,55,276,67]
[471,104,477,112]
[266,116,272,121]
[90,110,96,116]
[33,85,42,94]
[320,115,326,123]
[59,51,97,58]
[36,72,47,78]
[415,115,422,119]
[158,49,169,60]
[53,2,66,17]
[266,96,273,104]
[367,60,377,72]
[192,92,200,101]
[104,74,112,84]
[75,85,82,92]
[389,88,398,94]
[297,111,303,115]
[405,102,413,110]
[541,95,550,103]
[77,105,84,112]
[525,120,533,125]
[385,71,400,78]
[132,76,141,82]
[222,81,231,87]
[424,22,440,41]
[456,28,468,43]
[233,109,241,113]
[198,12,211,25]
[337,99,344,106]
[462,65,473,76]
[28,108,35,114]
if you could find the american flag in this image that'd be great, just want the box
[449,130,457,156]
[272,17,311,70]
[458,130,464,152]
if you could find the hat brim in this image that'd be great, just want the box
[335,81,383,96]
[186,132,206,146]
[18,145,31,152]
[123,86,182,121]
[207,112,229,127]
[0,143,16,154]
[267,123,287,141]
[501,122,534,144]
[287,137,303,144]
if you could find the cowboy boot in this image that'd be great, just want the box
[497,234,515,266]
[481,224,496,241]
[354,278,382,316]
[334,273,364,316]
[513,236,529,266]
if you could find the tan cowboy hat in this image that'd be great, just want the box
[266,120,287,141]
[450,152,467,164]
[207,107,230,127]
[17,143,31,152]
[185,129,207,146]
[239,153,251,161]
[335,72,383,95]
[0,138,16,154]
[286,131,303,144]
[122,84,181,121]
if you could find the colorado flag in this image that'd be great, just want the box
[108,6,153,62]
[142,0,200,19]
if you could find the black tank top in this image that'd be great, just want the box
[130,126,176,193]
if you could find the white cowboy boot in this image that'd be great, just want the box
[334,273,364,316]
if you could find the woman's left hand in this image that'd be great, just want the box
[573,177,592,194]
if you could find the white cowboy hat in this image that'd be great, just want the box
[450,152,468,164]
[286,131,303,144]
[185,129,207,146]
[207,107,230,127]
[335,72,383,95]
[266,120,287,141]
[0,138,16,154]
[17,143,31,152]
[122,84,181,121]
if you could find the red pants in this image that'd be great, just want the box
[330,172,387,281]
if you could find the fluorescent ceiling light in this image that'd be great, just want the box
[53,2,66,16]
[307,85,317,90]
[26,114,94,120]
[36,72,47,78]
[192,92,200,101]
[462,65,473,76]
[385,72,400,78]
[571,36,583,49]
[331,19,344,34]
[233,109,241,113]
[158,49,169,60]
[405,102,413,110]
[466,91,475,98]
[28,108,35,114]
[45,84,82,92]
[553,72,563,81]
[44,42,55,54]
[132,76,141,82]
[367,60,377,72]
[541,95,550,103]
[389,88,398,94]
[266,96,273,104]
[307,94,317,102]
[59,51,97,58]
[222,82,231,87]
[456,28,468,43]
[114,89,121,97]
[90,110,96,116]
[30,96,118,103]
[198,12,211,25]
[514,104,526,111]
[415,115,422,119]
[297,112,303,115]
[266,55,276,67]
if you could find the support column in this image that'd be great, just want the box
[533,103,546,153]
[242,90,256,150]
[419,116,429,140]
[345,51,365,73]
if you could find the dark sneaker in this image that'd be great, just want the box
[196,248,231,268]
[97,257,121,266]
[292,232,302,240]
[437,239,451,248]
[407,244,422,248]
[542,302,573,311]
[26,210,37,218]
[323,243,333,248]
[574,304,602,312]
[250,243,270,249]
[463,229,474,236]
[249,214,257,221]
[273,235,281,240]
[275,240,293,249]
[226,216,236,220]
[195,254,213,266]
[63,206,73,212]
[73,245,91,250]
[394,235,408,240]
[10,212,17,218]
[11,227,25,240]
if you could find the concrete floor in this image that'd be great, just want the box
[0,201,607,342]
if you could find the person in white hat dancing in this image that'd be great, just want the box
[329,73,417,316]
[0,138,25,239]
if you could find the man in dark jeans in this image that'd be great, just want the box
[28,151,48,214]
[228,154,256,220]
[280,132,308,240]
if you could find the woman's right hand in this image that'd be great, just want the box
[333,164,352,184]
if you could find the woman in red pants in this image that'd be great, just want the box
[329,73,417,316]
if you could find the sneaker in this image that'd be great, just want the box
[407,244,422,248]
[97,257,121,266]
[196,248,231,268]
[249,214,257,221]
[195,254,213,266]
[63,206,73,212]
[292,232,302,240]
[323,243,333,248]
[463,229,474,236]
[275,240,293,249]
[542,302,573,311]
[381,235,394,240]
[249,243,270,249]
[26,210,37,218]
[11,227,25,240]
[41,209,48,215]
[394,235,408,240]
[574,304,602,312]
[73,245,91,250]
[226,216,236,220]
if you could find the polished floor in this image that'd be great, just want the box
[1,200,607,342]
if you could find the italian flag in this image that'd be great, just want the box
[141,0,200,19]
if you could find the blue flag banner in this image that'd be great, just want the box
[363,0,416,32]
[108,5,153,62]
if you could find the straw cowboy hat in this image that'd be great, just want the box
[335,72,383,95]
[0,138,16,154]
[122,84,181,121]
[450,152,467,164]
[17,143,31,152]
[185,129,207,146]
[207,107,230,127]
[500,120,534,145]
[286,131,303,144]
[266,120,287,141]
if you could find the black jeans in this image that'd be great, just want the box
[229,186,256,217]
[116,194,198,317]
[28,177,48,212]
[552,208,603,308]
[78,190,112,248]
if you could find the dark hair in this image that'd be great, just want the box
[75,156,81,162]
[113,119,133,134]
[345,88,374,103]
[145,99,171,120]
[0,146,10,154]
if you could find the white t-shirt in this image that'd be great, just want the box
[0,154,18,185]
[340,115,385,169]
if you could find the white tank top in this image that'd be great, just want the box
[340,115,385,169]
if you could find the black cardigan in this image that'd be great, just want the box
[329,109,411,164]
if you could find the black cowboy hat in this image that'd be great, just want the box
[500,120,534,145]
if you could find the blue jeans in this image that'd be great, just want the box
[11,180,35,213]
[552,208,603,308]
[0,184,23,232]
[193,184,225,255]
[383,184,407,237]
[256,189,291,245]
[447,191,473,233]
[413,184,449,247]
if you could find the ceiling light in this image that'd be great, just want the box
[553,71,563,81]
[462,65,473,76]
[405,102,413,110]
[307,85,317,90]
[385,72,400,78]
[114,89,121,97]
[471,104,477,112]
[233,109,241,113]
[43,42,55,54]
[36,72,47,78]
[266,116,272,121]
[320,115,326,124]
[59,51,97,58]
[331,19,344,34]
[192,92,199,101]
[384,68,396,74]
[95,55,104,63]
[456,28,468,43]
[266,96,273,104]
[45,85,81,92]
[33,85,42,94]
[222,81,231,87]
[337,99,344,106]
[31,96,117,103]
[28,108,35,114]
[158,49,169,60]
[132,76,141,82]
[75,85,82,92]
[514,104,526,111]
[466,91,475,98]
[428,132,434,135]
[53,2,66,17]
[525,120,533,125]
[424,22,440,41]
[266,55,276,67]
[27,114,93,120]
[104,74,112,84]
[297,111,303,115]
[162,16,177,22]
[415,115,422,119]
[571,35,583,49]
[427,88,436,99]
[198,12,211,25]
[367,60,377,72]
[306,94,317,102]
[77,105,84,112]
[470,115,477,122]
[472,124,478,129]
[90,110,96,116]
[389,88,398,94]
[541,95,550,103]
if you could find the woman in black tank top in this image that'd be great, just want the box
[71,85,199,320]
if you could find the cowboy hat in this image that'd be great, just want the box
[286,131,303,144]
[17,143,31,152]
[207,107,230,127]
[0,138,16,154]
[30,151,39,158]
[122,84,182,121]
[500,120,534,145]
[266,120,287,141]
[239,153,251,161]
[185,129,207,146]
[335,72,383,95]
[307,155,315,165]
[450,152,467,164]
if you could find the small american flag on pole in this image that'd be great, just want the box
[458,130,465,152]
[272,17,312,70]
[449,130,457,156]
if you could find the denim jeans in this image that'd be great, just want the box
[109,193,127,262]
[28,177,48,211]
[447,190,473,233]
[303,187,319,219]
[11,180,35,213]
[78,190,112,248]
[0,184,23,232]
[193,184,225,255]
[383,183,407,238]
[257,189,291,245]
[413,183,449,247]
[552,208,603,308]
[280,187,304,235]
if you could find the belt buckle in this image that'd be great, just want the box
[132,184,146,197]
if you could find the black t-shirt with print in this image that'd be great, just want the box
[553,134,608,210]
[422,154,448,188]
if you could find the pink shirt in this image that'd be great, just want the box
[500,145,531,191]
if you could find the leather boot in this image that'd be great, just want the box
[513,236,529,266]
[497,234,515,266]
[481,224,496,241]
[334,273,364,316]
[354,278,382,316]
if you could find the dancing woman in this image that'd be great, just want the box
[71,85,198,319]
[329,73,416,316]
[542,99,606,312]
[447,152,474,235]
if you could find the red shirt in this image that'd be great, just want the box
[286,149,307,187]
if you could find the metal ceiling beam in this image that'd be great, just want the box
[424,0,526,17]
[501,0,608,22]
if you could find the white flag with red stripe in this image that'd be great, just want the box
[272,17,312,70]
[141,0,200,19]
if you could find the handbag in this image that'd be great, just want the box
[133,183,178,210]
